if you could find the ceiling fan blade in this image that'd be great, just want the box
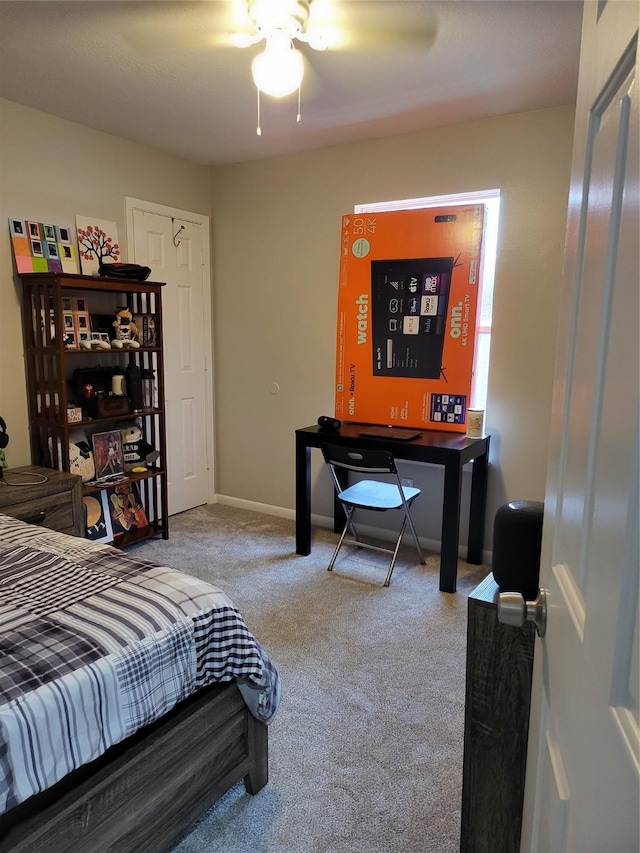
[309,0,438,53]
[120,1,437,63]
[119,1,253,57]
[337,25,438,52]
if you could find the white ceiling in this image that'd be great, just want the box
[0,0,583,166]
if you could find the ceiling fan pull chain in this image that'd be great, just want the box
[256,88,262,136]
[297,85,301,124]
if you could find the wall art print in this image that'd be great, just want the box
[9,218,78,274]
[107,480,148,538]
[75,216,121,275]
[91,429,125,482]
[83,492,114,544]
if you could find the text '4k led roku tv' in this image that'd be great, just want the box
[334,206,485,434]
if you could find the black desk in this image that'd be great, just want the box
[295,424,490,593]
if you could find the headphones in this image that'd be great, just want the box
[0,417,8,450]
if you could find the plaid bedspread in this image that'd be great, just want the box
[0,513,281,814]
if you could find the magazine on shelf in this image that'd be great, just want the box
[106,480,148,537]
[83,492,114,544]
[92,430,125,481]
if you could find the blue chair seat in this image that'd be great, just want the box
[338,480,422,510]
[321,443,426,586]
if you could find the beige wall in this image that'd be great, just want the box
[0,98,211,466]
[1,98,574,553]
[210,105,576,549]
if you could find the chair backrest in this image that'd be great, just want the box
[321,443,398,476]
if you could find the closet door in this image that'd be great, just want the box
[131,207,210,515]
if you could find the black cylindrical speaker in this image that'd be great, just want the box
[492,500,544,600]
[317,416,342,433]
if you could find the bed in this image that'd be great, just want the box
[0,513,281,853]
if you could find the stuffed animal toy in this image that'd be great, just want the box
[69,429,95,482]
[120,421,155,470]
[112,307,140,348]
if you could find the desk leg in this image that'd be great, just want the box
[295,437,311,555]
[467,451,489,564]
[441,461,463,593]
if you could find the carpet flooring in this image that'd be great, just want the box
[136,504,488,853]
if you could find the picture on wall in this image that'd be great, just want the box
[75,216,121,275]
[9,218,78,274]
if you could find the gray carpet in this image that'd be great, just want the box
[136,504,488,853]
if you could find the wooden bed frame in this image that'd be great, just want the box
[0,681,268,853]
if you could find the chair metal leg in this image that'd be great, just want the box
[384,518,408,587]
[348,518,361,543]
[328,508,354,572]
[339,499,359,542]
[405,502,426,565]
[329,499,424,586]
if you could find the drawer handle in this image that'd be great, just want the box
[23,510,46,526]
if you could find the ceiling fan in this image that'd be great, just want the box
[224,0,437,133]
[231,0,330,99]
[232,0,333,52]
[123,1,438,135]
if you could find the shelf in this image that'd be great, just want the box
[20,271,166,294]
[63,347,160,356]
[111,522,167,548]
[66,408,163,430]
[20,271,169,549]
[82,469,166,495]
[27,346,161,355]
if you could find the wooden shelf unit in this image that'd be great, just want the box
[20,272,169,546]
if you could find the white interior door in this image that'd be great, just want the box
[129,205,211,516]
[522,2,639,851]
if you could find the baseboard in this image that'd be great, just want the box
[214,495,408,541]
[213,494,334,530]
[214,494,295,521]
[214,494,491,564]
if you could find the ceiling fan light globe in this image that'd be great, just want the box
[251,41,304,97]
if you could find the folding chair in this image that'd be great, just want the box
[320,443,426,586]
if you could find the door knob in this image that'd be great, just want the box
[497,588,547,637]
